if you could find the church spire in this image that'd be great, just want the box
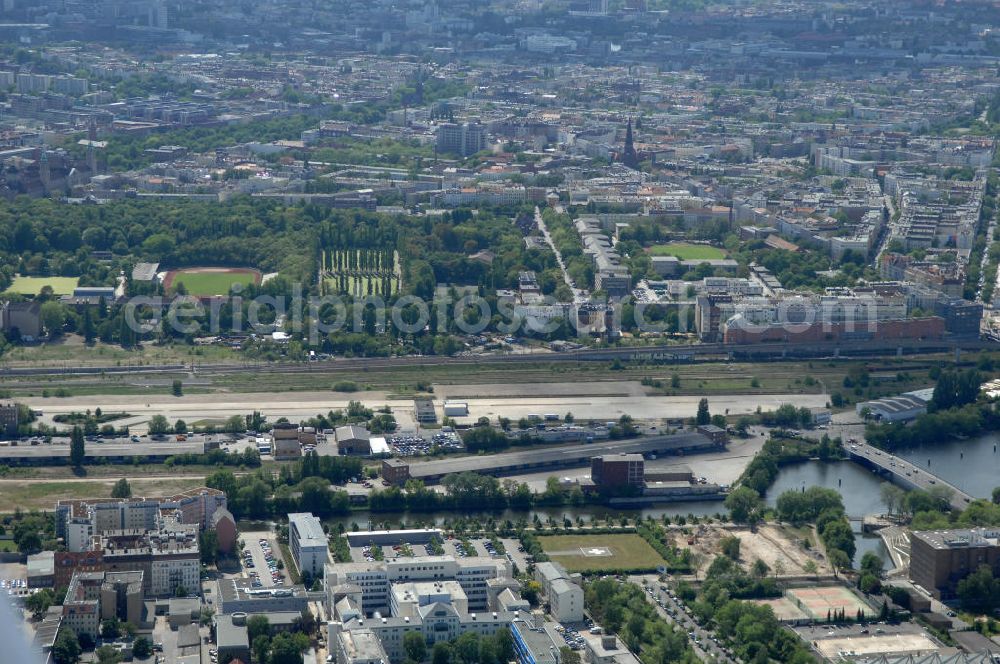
[622,117,639,169]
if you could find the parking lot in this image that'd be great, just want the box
[387,430,464,456]
[240,531,285,588]
[0,561,26,590]
[500,538,531,571]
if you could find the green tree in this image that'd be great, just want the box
[172,379,183,397]
[148,415,170,435]
[70,426,85,467]
[454,632,480,664]
[881,483,906,516]
[52,628,82,664]
[247,615,271,642]
[133,637,152,659]
[957,565,1000,612]
[751,558,770,579]
[25,588,54,617]
[100,617,121,639]
[200,529,219,565]
[696,397,711,425]
[252,635,271,664]
[81,307,95,344]
[269,632,310,664]
[111,478,131,499]
[725,486,763,524]
[174,419,188,434]
[560,648,581,664]
[720,535,741,560]
[96,645,122,664]
[404,631,428,663]
[432,641,452,664]
[40,301,67,337]
[225,414,247,433]
[860,552,883,579]
[830,549,852,572]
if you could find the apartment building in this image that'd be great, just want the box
[62,571,144,639]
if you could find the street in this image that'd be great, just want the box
[630,574,736,663]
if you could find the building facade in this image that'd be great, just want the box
[910,529,1000,599]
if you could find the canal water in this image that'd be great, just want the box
[894,432,1000,500]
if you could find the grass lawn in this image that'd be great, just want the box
[171,270,257,296]
[538,533,665,572]
[0,539,17,552]
[647,243,727,260]
[4,276,80,295]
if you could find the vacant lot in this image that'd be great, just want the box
[647,243,726,260]
[164,267,261,296]
[539,533,665,572]
[0,477,207,512]
[4,276,80,295]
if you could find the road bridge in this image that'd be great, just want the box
[847,442,973,511]
[405,431,722,483]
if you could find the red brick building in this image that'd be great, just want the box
[591,454,644,488]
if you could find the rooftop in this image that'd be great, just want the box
[289,512,327,547]
[912,529,1000,550]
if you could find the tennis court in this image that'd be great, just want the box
[751,597,810,622]
[786,586,873,620]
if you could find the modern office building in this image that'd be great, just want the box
[289,512,328,577]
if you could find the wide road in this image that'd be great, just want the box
[406,431,719,482]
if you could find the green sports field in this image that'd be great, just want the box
[647,243,727,260]
[167,268,260,296]
[538,533,665,572]
[4,276,79,295]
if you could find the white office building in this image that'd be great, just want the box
[289,512,328,578]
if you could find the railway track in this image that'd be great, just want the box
[0,337,990,378]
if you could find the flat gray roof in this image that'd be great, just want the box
[215,615,249,649]
[289,512,327,547]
